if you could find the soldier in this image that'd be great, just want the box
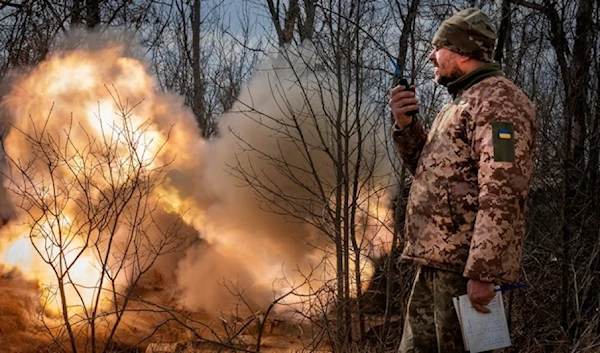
[389,7,536,353]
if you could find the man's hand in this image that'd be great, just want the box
[467,279,496,313]
[389,84,419,128]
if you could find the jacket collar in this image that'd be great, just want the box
[447,62,504,98]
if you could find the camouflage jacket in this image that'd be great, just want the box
[393,64,536,284]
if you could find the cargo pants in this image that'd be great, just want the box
[398,265,469,353]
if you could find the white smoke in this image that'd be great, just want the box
[175,43,395,314]
[0,36,395,320]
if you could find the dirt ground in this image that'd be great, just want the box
[0,272,332,352]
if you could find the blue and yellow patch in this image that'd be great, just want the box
[498,129,512,139]
[491,122,515,162]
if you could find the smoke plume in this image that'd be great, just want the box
[0,35,395,321]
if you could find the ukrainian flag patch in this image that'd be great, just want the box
[491,121,515,162]
[498,129,512,139]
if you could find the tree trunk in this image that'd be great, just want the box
[86,0,100,28]
[394,0,420,81]
[495,0,512,66]
[298,0,316,42]
[192,0,207,136]
[72,0,82,25]
[266,0,299,47]
[513,0,593,337]
[563,0,592,337]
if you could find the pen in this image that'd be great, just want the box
[494,283,527,292]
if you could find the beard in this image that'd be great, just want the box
[437,66,465,87]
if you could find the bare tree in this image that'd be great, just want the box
[191,0,207,136]
[509,1,597,348]
[86,0,100,28]
[228,1,406,351]
[148,0,260,138]
[266,0,299,46]
[0,1,597,352]
[1,92,190,352]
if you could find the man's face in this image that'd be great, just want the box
[428,46,465,86]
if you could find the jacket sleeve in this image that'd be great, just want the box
[463,93,536,284]
[392,118,428,175]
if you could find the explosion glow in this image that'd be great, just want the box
[0,38,395,323]
[0,223,106,315]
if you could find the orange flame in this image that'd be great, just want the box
[0,40,395,320]
[0,221,107,315]
[0,45,177,316]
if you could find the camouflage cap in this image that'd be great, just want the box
[432,8,497,62]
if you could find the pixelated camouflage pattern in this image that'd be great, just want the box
[392,72,536,285]
[393,120,427,175]
[398,266,468,353]
[432,8,497,63]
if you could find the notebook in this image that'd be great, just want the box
[452,289,511,353]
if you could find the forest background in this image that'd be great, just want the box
[0,0,597,352]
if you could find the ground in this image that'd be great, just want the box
[0,270,332,352]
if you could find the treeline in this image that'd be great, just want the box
[0,1,597,352]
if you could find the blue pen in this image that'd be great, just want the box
[495,283,527,292]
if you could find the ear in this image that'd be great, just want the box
[457,54,471,64]
[457,55,483,72]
